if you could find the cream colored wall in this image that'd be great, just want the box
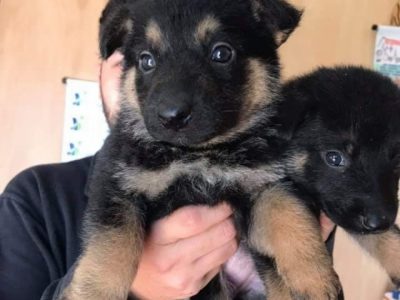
[0,0,107,191]
[281,0,396,78]
[0,1,398,299]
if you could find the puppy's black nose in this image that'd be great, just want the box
[158,103,192,131]
[360,214,391,232]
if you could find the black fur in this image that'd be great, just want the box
[93,0,302,234]
[280,66,400,288]
[99,0,301,146]
[282,66,400,233]
[62,1,357,300]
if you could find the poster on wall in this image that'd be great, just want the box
[375,26,400,300]
[385,290,400,300]
[373,25,400,85]
[61,78,109,162]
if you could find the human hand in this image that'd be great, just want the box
[99,51,123,126]
[224,211,337,295]
[131,203,238,300]
[320,212,336,241]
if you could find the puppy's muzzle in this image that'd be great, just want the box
[360,213,393,233]
[158,101,192,131]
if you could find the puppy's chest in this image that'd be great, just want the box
[115,157,285,199]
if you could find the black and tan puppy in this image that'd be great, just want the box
[281,66,400,290]
[60,1,343,299]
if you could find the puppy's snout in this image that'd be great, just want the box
[158,102,192,131]
[360,213,391,232]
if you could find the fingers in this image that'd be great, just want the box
[131,204,236,300]
[107,50,124,66]
[202,266,221,289]
[150,202,233,245]
[197,267,222,295]
[171,217,236,262]
[147,215,237,275]
[99,51,123,125]
[320,212,336,241]
[194,238,238,276]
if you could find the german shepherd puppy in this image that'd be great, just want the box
[281,66,400,292]
[60,0,344,299]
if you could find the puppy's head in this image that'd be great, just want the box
[99,0,301,146]
[286,67,400,234]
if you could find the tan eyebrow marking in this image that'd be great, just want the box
[145,20,165,49]
[194,15,221,44]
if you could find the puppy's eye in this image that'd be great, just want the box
[139,52,156,72]
[211,43,234,64]
[323,150,347,168]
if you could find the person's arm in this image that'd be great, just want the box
[130,208,335,300]
[0,166,333,300]
[0,167,237,300]
[320,212,335,241]
[0,166,83,300]
[0,193,53,299]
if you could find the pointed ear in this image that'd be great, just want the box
[252,0,303,47]
[273,1,303,46]
[99,0,134,59]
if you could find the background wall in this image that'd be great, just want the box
[281,0,396,78]
[0,0,398,299]
[0,0,107,191]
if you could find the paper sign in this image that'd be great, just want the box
[373,25,400,85]
[61,78,109,162]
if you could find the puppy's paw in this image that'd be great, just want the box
[355,225,400,286]
[282,265,342,300]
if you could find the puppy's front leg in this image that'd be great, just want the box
[354,225,400,285]
[60,200,144,300]
[249,185,341,300]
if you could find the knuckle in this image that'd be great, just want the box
[169,275,191,292]
[180,208,203,230]
[154,258,174,274]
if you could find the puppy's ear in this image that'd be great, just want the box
[276,80,314,140]
[99,0,134,59]
[252,0,303,47]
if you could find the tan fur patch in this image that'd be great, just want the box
[121,67,140,110]
[355,227,400,281]
[275,30,290,46]
[286,152,308,173]
[245,58,273,109]
[124,19,134,33]
[61,205,143,300]
[118,73,151,141]
[249,185,340,299]
[117,159,285,198]
[194,15,221,44]
[231,58,275,135]
[265,268,292,300]
[202,58,276,146]
[146,20,165,50]
[103,9,134,40]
